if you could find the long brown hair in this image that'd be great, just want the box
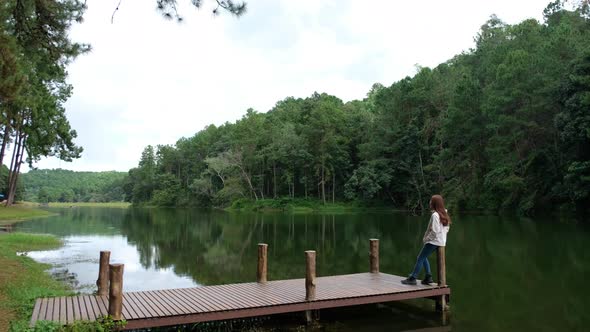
[430,195,451,226]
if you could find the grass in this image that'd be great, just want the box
[227,198,380,213]
[0,205,54,225]
[0,233,71,331]
[46,202,130,208]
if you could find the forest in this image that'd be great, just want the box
[20,169,126,203]
[122,3,590,214]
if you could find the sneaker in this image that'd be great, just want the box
[401,276,417,285]
[421,274,434,285]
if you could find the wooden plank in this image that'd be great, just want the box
[30,299,42,326]
[83,295,97,321]
[51,297,60,322]
[213,284,257,309]
[131,291,160,318]
[44,297,54,322]
[160,289,193,315]
[120,295,131,320]
[232,283,280,306]
[134,291,167,317]
[186,287,228,311]
[216,284,264,307]
[88,296,102,320]
[97,295,110,317]
[257,282,301,304]
[144,290,178,316]
[66,297,74,324]
[59,296,67,324]
[181,287,226,312]
[37,298,48,322]
[124,287,451,330]
[175,288,210,312]
[173,288,205,313]
[72,296,81,321]
[125,292,150,318]
[193,285,238,311]
[187,286,229,311]
[151,290,185,316]
[202,285,245,310]
[29,272,452,330]
[261,280,303,303]
[84,295,99,321]
[121,294,139,320]
[78,295,89,321]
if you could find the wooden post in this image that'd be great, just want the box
[437,246,446,286]
[305,250,316,301]
[369,239,379,273]
[257,243,268,283]
[305,250,317,324]
[96,251,110,296]
[436,246,448,312]
[108,264,124,320]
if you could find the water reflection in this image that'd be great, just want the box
[26,235,197,292]
[14,207,590,331]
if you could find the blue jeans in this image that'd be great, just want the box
[410,243,439,278]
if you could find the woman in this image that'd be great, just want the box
[401,195,451,285]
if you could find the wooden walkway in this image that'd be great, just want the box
[30,272,450,330]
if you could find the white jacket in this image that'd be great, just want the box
[422,211,450,246]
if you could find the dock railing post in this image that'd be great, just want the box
[257,243,268,283]
[108,264,124,320]
[96,251,110,296]
[305,250,317,324]
[305,250,316,300]
[369,239,379,273]
[436,246,448,312]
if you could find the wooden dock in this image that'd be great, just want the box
[30,240,451,330]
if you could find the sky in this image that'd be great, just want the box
[25,0,551,172]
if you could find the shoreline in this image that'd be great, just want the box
[0,233,71,331]
[0,205,56,226]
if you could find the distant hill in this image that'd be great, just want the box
[22,169,127,203]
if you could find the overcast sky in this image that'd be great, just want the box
[25,0,551,172]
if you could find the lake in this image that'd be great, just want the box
[14,207,590,331]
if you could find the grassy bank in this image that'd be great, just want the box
[0,233,70,331]
[228,198,392,213]
[46,202,130,208]
[0,205,54,226]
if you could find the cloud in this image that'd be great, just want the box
[22,0,550,172]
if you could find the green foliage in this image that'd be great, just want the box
[122,2,590,215]
[0,0,89,205]
[0,205,54,224]
[21,169,127,203]
[1,233,127,331]
[0,234,69,331]
[12,316,126,332]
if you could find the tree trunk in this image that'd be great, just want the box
[240,168,258,200]
[321,161,326,205]
[418,150,427,195]
[273,162,277,198]
[0,123,10,167]
[332,171,335,203]
[317,180,320,200]
[7,134,25,206]
[304,172,308,199]
[5,130,20,206]
[411,176,424,212]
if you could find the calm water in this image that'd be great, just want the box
[13,207,590,331]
